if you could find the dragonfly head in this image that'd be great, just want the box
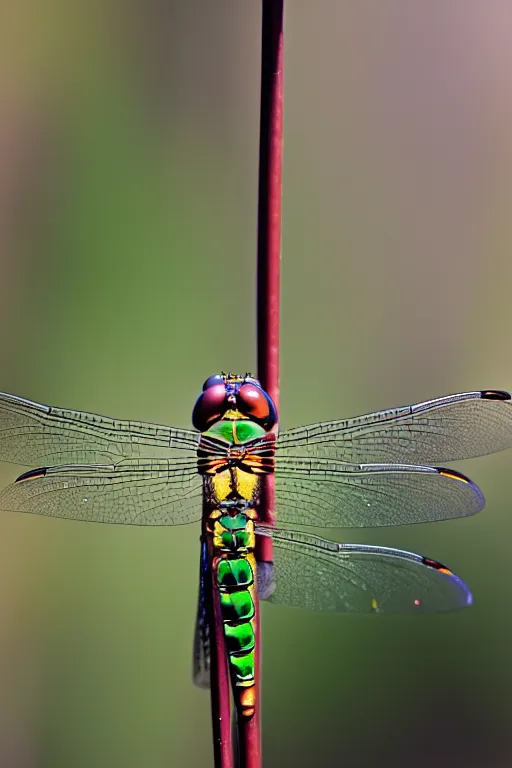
[192,373,277,432]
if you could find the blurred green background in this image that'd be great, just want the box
[1,2,512,766]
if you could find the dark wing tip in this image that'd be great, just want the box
[436,467,473,484]
[435,467,485,512]
[422,555,453,575]
[421,556,473,607]
[16,467,48,483]
[480,390,511,401]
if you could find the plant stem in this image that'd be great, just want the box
[238,2,285,768]
[256,0,284,551]
[257,0,284,420]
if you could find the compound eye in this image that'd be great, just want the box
[237,384,270,421]
[192,384,227,431]
[263,394,278,430]
[203,374,225,391]
[244,376,261,387]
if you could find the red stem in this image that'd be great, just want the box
[238,2,284,768]
[256,0,284,420]
[256,0,284,553]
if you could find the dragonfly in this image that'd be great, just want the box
[0,375,510,717]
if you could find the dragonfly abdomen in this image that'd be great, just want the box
[209,508,258,718]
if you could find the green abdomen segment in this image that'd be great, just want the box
[217,553,257,718]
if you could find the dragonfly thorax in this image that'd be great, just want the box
[197,419,276,480]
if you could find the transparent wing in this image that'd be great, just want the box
[277,390,512,463]
[0,392,199,466]
[255,527,471,613]
[0,458,202,525]
[274,458,484,528]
